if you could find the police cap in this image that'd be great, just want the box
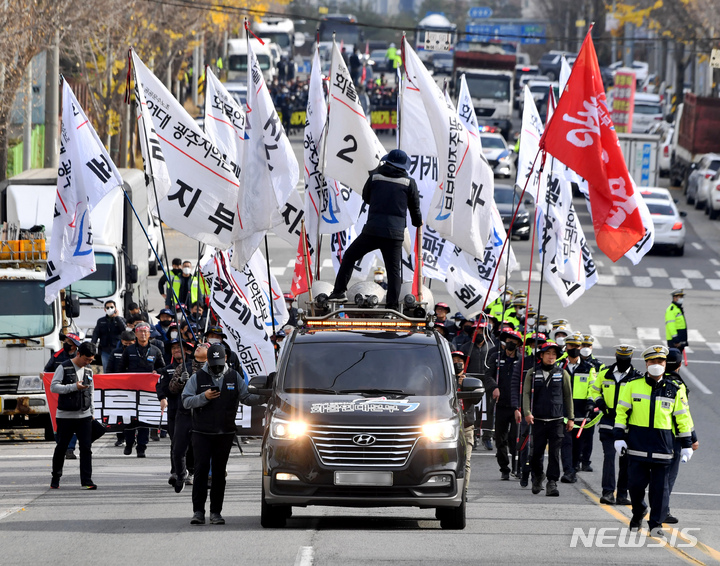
[614,344,634,357]
[642,345,669,361]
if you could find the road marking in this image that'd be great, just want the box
[286,259,295,268]
[589,324,614,338]
[679,366,712,394]
[520,271,542,281]
[597,274,617,286]
[691,242,703,250]
[711,259,720,266]
[321,258,333,268]
[0,506,23,521]
[673,492,720,496]
[633,276,653,287]
[681,269,703,279]
[687,330,705,343]
[648,267,668,277]
[617,338,645,349]
[270,267,286,276]
[595,259,605,267]
[636,327,661,341]
[669,277,691,290]
[611,265,630,276]
[581,489,705,565]
[706,279,720,290]
[706,343,720,355]
[295,546,314,566]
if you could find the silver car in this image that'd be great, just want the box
[646,198,687,256]
[685,153,720,208]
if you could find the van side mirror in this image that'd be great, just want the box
[457,376,485,402]
[248,375,272,397]
[128,264,139,284]
[65,293,81,318]
[679,210,687,217]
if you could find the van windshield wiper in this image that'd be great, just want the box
[338,388,411,396]
[73,290,104,304]
[284,387,337,395]
[0,332,40,344]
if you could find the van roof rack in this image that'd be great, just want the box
[300,303,433,332]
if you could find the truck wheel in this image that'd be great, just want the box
[438,498,466,530]
[676,244,685,256]
[260,485,287,528]
[149,260,158,276]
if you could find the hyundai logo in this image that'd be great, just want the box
[352,434,377,446]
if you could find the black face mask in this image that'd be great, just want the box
[453,362,464,374]
[474,335,485,346]
[159,319,172,327]
[209,364,224,376]
[567,348,580,358]
[63,343,74,354]
[615,357,631,372]
[172,267,182,275]
[464,326,474,335]
[505,341,517,352]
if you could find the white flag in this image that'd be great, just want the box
[238,249,289,335]
[131,49,240,248]
[201,251,276,378]
[45,81,123,304]
[325,40,385,194]
[457,74,481,141]
[204,67,246,172]
[403,38,493,258]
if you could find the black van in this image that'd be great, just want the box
[249,308,485,529]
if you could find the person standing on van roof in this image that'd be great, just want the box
[91,300,126,371]
[328,149,422,311]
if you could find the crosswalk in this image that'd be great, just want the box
[582,324,720,356]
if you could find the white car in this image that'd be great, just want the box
[686,153,720,208]
[632,93,663,133]
[648,121,673,176]
[480,133,516,178]
[639,187,675,202]
[519,79,557,115]
[702,169,720,220]
[609,60,649,83]
[646,197,686,255]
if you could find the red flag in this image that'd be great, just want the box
[539,30,645,262]
[291,226,312,297]
[412,225,422,300]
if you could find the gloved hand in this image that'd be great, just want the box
[614,440,627,456]
[680,447,693,463]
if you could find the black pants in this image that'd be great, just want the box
[573,424,594,468]
[517,421,533,480]
[332,233,402,308]
[530,419,564,482]
[172,412,195,479]
[628,458,670,530]
[124,427,149,451]
[599,429,628,496]
[192,432,234,514]
[52,416,93,484]
[494,405,517,473]
[561,429,575,475]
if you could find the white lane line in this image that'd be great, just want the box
[691,242,703,250]
[633,276,653,287]
[685,346,694,354]
[688,329,705,343]
[321,258,333,268]
[647,267,668,277]
[672,492,720,497]
[706,279,720,290]
[611,266,630,276]
[712,259,720,266]
[595,259,605,267]
[270,267,286,276]
[0,506,23,521]
[295,546,314,566]
[669,277,691,289]
[589,325,614,338]
[706,343,720,355]
[520,271,542,281]
[618,338,645,349]
[681,269,703,279]
[637,327,661,341]
[286,259,295,268]
[679,366,713,394]
[597,274,617,286]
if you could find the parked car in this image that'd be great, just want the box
[645,198,686,255]
[494,184,531,240]
[480,133,516,179]
[648,121,673,177]
[369,48,390,72]
[538,51,575,81]
[432,52,453,75]
[519,79,558,116]
[703,169,720,219]
[685,153,720,207]
[639,187,675,202]
[514,64,540,90]
[632,93,663,133]
[609,60,649,83]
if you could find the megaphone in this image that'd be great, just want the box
[347,281,386,308]
[399,282,434,318]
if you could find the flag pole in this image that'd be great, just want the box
[300,220,314,315]
[264,235,278,361]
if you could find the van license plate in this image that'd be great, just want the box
[334,472,393,486]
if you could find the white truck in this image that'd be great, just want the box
[252,17,295,59]
[227,38,277,83]
[0,168,151,436]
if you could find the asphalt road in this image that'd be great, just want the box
[2,129,719,564]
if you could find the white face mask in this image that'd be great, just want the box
[105,307,115,316]
[527,317,536,327]
[374,275,383,282]
[556,336,566,346]
[675,298,684,306]
[647,364,665,377]
[169,331,178,340]
[516,308,526,317]
[538,325,550,334]
[207,337,222,345]
[580,347,592,357]
[183,267,192,276]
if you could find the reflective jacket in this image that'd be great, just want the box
[589,363,642,431]
[613,375,693,463]
[562,358,597,427]
[171,274,209,306]
[665,370,698,444]
[665,303,687,342]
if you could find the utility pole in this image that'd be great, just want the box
[192,42,199,107]
[22,61,32,171]
[610,0,617,63]
[44,29,59,169]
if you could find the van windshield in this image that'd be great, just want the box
[70,252,116,299]
[465,75,510,100]
[229,54,272,72]
[0,280,55,338]
[283,341,448,395]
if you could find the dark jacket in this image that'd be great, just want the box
[487,349,519,408]
[44,349,73,373]
[92,315,126,353]
[119,343,166,373]
[361,163,422,241]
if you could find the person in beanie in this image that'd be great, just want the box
[182,344,265,525]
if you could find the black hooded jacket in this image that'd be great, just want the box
[361,162,422,240]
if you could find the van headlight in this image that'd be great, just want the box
[17,375,44,392]
[422,419,459,442]
[270,417,307,440]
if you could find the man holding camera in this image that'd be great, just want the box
[182,344,264,525]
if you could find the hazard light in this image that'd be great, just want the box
[306,320,413,329]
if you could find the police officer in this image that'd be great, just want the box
[580,334,602,371]
[523,342,574,496]
[613,345,694,535]
[551,325,571,348]
[45,332,81,372]
[569,333,599,475]
[666,289,688,351]
[118,322,166,457]
[664,348,699,523]
[49,342,98,490]
[486,286,514,322]
[328,149,423,311]
[181,344,265,525]
[91,300,126,371]
[487,329,522,480]
[588,345,641,505]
